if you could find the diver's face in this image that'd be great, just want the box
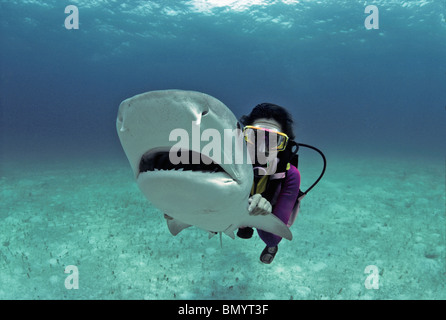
[251,118,283,165]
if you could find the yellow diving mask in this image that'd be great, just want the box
[243,125,289,152]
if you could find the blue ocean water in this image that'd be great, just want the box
[1,0,445,160]
[0,0,445,300]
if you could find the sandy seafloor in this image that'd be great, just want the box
[0,152,444,300]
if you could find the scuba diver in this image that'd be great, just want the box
[238,103,326,264]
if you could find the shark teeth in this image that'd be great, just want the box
[139,150,225,175]
[152,168,218,174]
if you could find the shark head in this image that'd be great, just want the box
[116,90,292,240]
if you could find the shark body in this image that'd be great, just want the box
[116,90,292,240]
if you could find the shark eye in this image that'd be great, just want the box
[202,110,209,116]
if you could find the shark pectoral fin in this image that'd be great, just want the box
[208,232,217,239]
[241,214,293,241]
[223,225,236,239]
[166,218,192,236]
[224,230,235,240]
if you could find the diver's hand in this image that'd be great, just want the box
[248,194,272,216]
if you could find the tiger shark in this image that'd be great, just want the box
[116,90,292,241]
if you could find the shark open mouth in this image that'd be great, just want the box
[139,149,226,175]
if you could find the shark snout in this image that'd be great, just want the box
[117,90,252,184]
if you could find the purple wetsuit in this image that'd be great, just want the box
[257,164,301,247]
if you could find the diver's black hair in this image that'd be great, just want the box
[239,103,296,141]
